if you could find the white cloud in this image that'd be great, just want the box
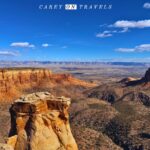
[116,44,150,53]
[104,30,117,33]
[113,19,150,28]
[143,2,150,9]
[119,28,129,33]
[96,32,112,38]
[10,42,35,48]
[116,48,135,52]
[96,28,128,38]
[0,51,19,56]
[97,19,150,38]
[42,43,50,47]
[135,44,150,51]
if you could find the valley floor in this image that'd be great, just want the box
[0,65,150,150]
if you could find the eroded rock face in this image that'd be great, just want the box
[0,68,52,91]
[0,68,52,101]
[7,92,78,150]
[144,68,150,82]
[0,68,96,102]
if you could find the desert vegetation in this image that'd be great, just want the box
[0,66,150,150]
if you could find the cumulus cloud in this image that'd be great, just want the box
[42,43,53,47]
[0,51,19,56]
[96,28,128,38]
[97,19,150,38]
[113,19,150,28]
[136,44,150,51]
[116,44,150,52]
[10,42,35,48]
[143,2,150,9]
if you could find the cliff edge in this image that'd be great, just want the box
[0,68,96,101]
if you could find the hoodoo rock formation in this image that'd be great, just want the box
[0,68,96,101]
[7,92,78,150]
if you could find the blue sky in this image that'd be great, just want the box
[0,0,150,61]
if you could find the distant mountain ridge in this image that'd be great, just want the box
[0,61,150,67]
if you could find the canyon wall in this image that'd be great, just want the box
[0,68,95,101]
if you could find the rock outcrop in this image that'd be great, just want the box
[0,68,51,92]
[86,68,150,106]
[143,68,150,82]
[0,68,96,101]
[7,92,78,150]
[119,77,138,84]
[126,68,150,86]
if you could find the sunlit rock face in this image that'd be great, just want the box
[0,68,96,102]
[0,143,14,150]
[7,92,78,150]
[0,68,52,101]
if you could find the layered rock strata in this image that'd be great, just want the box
[7,92,78,150]
[0,69,52,92]
[0,68,96,101]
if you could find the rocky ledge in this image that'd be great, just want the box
[6,92,78,150]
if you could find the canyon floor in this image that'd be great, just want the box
[0,64,150,150]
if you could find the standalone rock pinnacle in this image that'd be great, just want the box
[7,92,78,150]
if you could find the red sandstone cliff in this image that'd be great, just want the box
[0,68,96,101]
